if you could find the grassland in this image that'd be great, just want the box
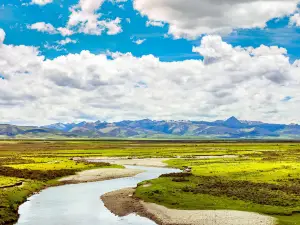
[0,140,300,225]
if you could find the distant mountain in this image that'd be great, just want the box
[1,117,300,139]
[240,120,264,126]
[0,124,70,138]
[223,116,244,128]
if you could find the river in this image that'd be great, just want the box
[16,166,180,225]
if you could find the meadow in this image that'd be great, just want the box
[0,140,300,225]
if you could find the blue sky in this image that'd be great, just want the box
[0,0,300,125]
[0,0,201,61]
[1,0,299,61]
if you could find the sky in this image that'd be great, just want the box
[0,0,300,125]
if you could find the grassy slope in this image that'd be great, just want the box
[1,140,300,224]
[136,176,300,225]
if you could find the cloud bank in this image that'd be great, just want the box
[134,0,299,39]
[0,28,300,125]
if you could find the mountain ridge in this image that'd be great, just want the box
[0,117,299,139]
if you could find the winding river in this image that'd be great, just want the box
[16,166,180,225]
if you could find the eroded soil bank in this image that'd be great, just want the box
[101,188,277,225]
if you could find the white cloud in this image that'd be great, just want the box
[28,23,74,36]
[1,27,300,125]
[146,20,164,27]
[294,59,300,66]
[99,17,122,35]
[27,22,57,34]
[67,0,105,35]
[290,13,300,26]
[247,45,287,56]
[110,0,127,2]
[27,0,123,37]
[44,42,66,52]
[44,38,77,52]
[134,0,299,39]
[0,28,5,44]
[31,0,53,6]
[133,38,146,45]
[57,27,74,36]
[67,0,123,35]
[56,38,77,46]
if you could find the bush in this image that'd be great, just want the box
[160,172,192,178]
[0,166,77,181]
[181,176,300,207]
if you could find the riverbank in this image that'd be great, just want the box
[77,157,170,167]
[102,188,276,225]
[59,168,144,183]
[78,155,238,168]
[16,166,180,225]
[1,166,142,225]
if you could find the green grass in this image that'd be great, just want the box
[1,140,300,225]
[136,155,300,225]
[166,158,300,184]
[136,176,300,225]
[0,176,24,188]
[0,179,46,225]
[6,160,122,171]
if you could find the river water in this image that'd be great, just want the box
[16,166,180,225]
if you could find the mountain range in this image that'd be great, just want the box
[1,117,300,139]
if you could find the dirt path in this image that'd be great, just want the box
[59,168,143,184]
[101,188,277,225]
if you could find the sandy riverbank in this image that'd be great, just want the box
[77,155,237,168]
[76,157,170,167]
[59,168,144,184]
[101,188,277,225]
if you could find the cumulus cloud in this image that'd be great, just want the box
[134,0,299,39]
[57,27,74,36]
[294,60,300,67]
[1,28,300,124]
[27,22,74,36]
[133,38,146,45]
[109,0,128,2]
[67,0,123,35]
[31,0,53,6]
[99,17,123,35]
[0,28,5,44]
[67,0,105,35]
[0,43,44,82]
[56,38,77,46]
[27,0,123,37]
[27,22,57,34]
[247,45,287,56]
[146,20,164,27]
[290,13,300,26]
